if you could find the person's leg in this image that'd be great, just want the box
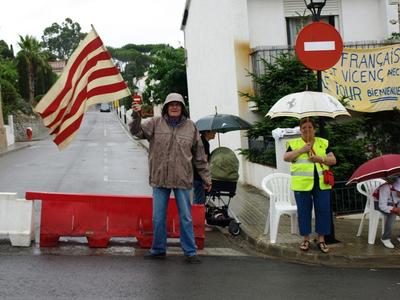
[294,191,312,250]
[312,186,332,239]
[381,213,396,240]
[192,179,205,205]
[312,186,331,253]
[151,187,170,255]
[173,188,197,257]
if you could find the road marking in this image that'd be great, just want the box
[104,179,142,183]
[33,243,249,257]
[103,148,108,182]
[304,41,335,51]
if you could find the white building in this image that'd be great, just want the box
[181,0,400,186]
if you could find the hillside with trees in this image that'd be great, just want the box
[1,18,187,122]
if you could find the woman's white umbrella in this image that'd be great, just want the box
[266,91,350,119]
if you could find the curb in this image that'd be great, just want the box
[0,143,32,158]
[238,224,400,268]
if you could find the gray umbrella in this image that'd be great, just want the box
[195,113,251,133]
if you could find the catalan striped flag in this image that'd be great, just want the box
[34,27,131,150]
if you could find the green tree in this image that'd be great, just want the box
[0,58,18,87]
[362,110,400,155]
[107,44,167,92]
[241,53,317,149]
[42,18,85,60]
[0,40,14,59]
[143,46,187,105]
[16,35,49,104]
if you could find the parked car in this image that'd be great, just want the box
[100,103,111,112]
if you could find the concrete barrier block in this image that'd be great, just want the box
[0,193,34,247]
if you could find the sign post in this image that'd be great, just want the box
[295,21,343,245]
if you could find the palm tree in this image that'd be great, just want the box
[17,35,48,105]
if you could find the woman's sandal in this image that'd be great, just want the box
[299,240,310,251]
[317,241,329,253]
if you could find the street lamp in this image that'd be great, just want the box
[304,0,326,22]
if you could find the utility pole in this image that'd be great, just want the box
[0,84,8,149]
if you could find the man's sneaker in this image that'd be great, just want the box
[397,236,400,243]
[381,239,394,249]
[144,252,166,259]
[185,255,201,264]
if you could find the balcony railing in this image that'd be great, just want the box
[250,39,400,77]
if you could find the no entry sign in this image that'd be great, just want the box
[295,22,343,71]
[132,94,142,104]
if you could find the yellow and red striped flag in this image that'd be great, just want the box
[34,27,131,150]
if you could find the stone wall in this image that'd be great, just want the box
[13,114,49,142]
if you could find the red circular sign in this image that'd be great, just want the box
[132,94,142,104]
[295,22,343,71]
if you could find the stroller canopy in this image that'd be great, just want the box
[209,147,239,182]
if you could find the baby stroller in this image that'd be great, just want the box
[205,147,241,236]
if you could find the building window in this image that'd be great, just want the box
[286,16,335,46]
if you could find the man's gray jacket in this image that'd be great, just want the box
[130,113,211,190]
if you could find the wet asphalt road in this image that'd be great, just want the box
[1,253,400,300]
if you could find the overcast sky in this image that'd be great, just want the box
[0,0,187,51]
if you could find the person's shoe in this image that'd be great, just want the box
[144,252,166,259]
[397,236,400,243]
[316,241,329,254]
[381,239,394,249]
[185,255,201,264]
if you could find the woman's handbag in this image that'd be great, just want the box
[311,147,334,186]
[322,169,335,186]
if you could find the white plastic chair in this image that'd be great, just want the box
[356,178,386,244]
[261,173,298,243]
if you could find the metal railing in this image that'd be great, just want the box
[331,181,365,215]
[250,39,400,77]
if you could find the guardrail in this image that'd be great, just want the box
[25,191,205,249]
[0,192,34,246]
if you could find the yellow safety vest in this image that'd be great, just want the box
[287,137,332,191]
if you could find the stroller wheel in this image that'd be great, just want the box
[228,221,241,236]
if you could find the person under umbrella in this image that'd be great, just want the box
[283,118,336,253]
[193,130,216,205]
[195,112,251,146]
[372,176,400,249]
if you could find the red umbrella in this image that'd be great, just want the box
[347,154,400,184]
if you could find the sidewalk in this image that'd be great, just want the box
[232,183,400,268]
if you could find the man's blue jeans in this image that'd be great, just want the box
[151,187,197,257]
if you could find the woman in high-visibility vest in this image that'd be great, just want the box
[284,119,336,253]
